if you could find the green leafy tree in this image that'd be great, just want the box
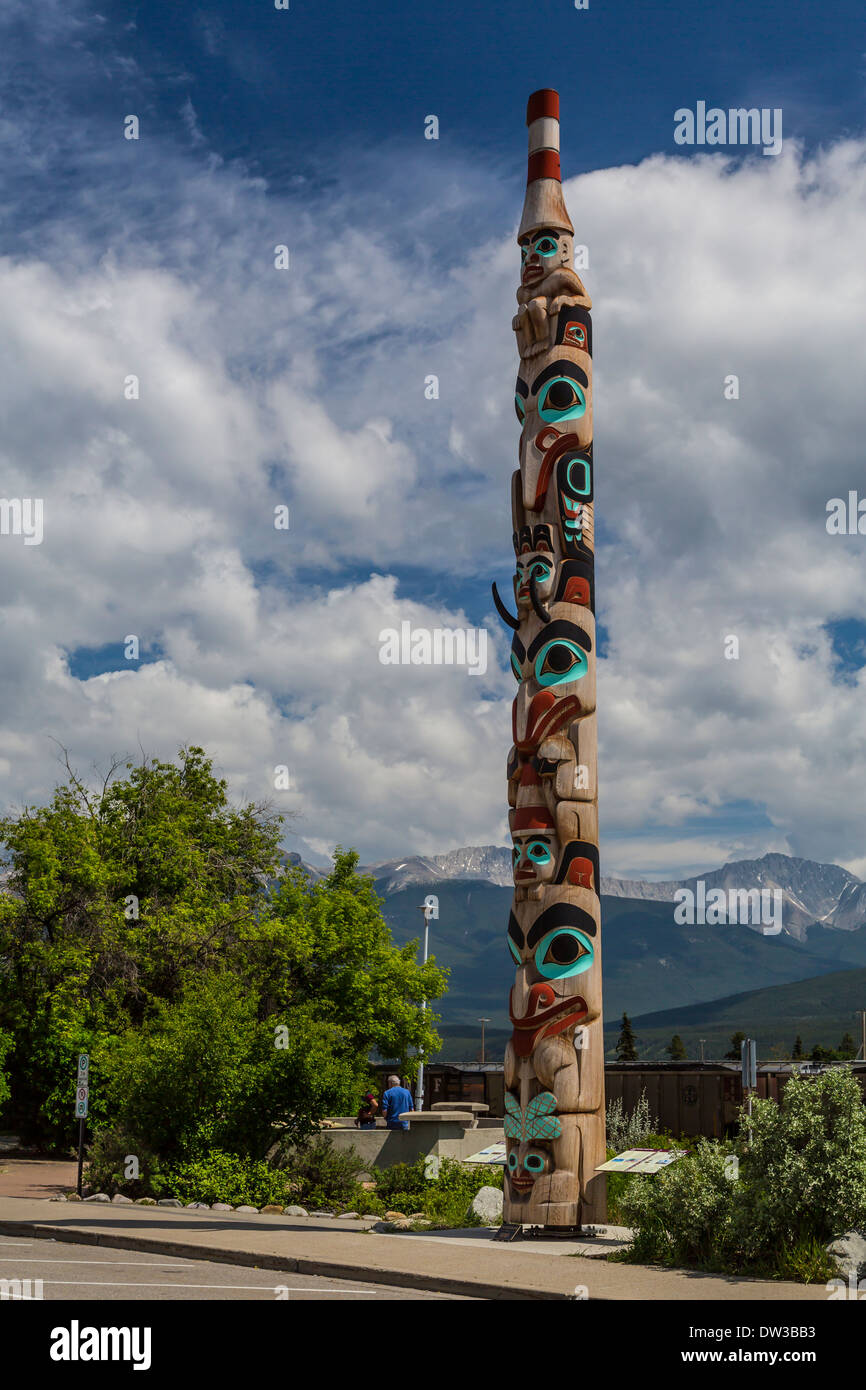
[666,1034,687,1060]
[724,1031,746,1060]
[838,1033,858,1060]
[615,1013,638,1061]
[0,749,446,1148]
[254,849,445,1070]
[792,1035,804,1059]
[0,1030,12,1119]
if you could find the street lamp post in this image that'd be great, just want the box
[478,1018,491,1064]
[415,896,438,1112]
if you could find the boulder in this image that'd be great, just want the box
[83,1193,110,1203]
[235,1205,258,1213]
[157,1199,183,1208]
[212,1202,234,1211]
[134,1197,157,1206]
[310,1210,335,1217]
[111,1194,134,1204]
[283,1205,309,1216]
[260,1204,284,1214]
[384,1210,407,1221]
[50,1195,68,1202]
[66,1193,82,1202]
[338,1211,360,1219]
[186,1202,211,1209]
[826,1231,866,1281]
[466,1185,503,1225]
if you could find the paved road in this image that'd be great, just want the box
[0,1234,475,1301]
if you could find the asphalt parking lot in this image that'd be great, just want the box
[0,1234,475,1300]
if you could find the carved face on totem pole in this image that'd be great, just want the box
[518,226,574,292]
[504,887,603,1217]
[515,351,593,516]
[510,607,596,756]
[513,524,556,614]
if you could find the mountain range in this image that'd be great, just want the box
[361,847,864,941]
[284,845,866,1060]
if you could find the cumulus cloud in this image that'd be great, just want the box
[1,4,865,874]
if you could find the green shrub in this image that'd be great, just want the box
[733,1068,866,1263]
[605,1131,684,1225]
[274,1135,368,1211]
[617,1139,736,1268]
[372,1156,502,1227]
[373,1160,430,1206]
[86,1125,165,1198]
[159,1152,292,1207]
[617,1070,866,1282]
[605,1090,659,1153]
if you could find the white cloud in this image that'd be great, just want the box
[1,19,865,874]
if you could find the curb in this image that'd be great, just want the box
[0,1218,571,1301]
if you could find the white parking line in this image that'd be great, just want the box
[0,1258,196,1267]
[17,1279,399,1294]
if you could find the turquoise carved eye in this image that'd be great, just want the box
[534,927,594,980]
[515,394,526,425]
[526,839,552,865]
[534,639,587,688]
[534,237,558,257]
[524,1151,546,1172]
[507,1150,519,1171]
[507,934,521,966]
[528,558,552,583]
[538,377,586,425]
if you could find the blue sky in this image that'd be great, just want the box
[1,0,865,878]
[79,1,866,175]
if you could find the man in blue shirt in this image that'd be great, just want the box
[381,1075,414,1130]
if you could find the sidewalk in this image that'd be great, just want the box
[0,1198,828,1300]
[0,1158,78,1200]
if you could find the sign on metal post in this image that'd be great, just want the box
[423,894,439,920]
[741,1037,757,1091]
[75,1052,89,1118]
[75,1053,89,1198]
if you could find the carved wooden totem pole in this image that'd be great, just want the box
[493,89,606,1229]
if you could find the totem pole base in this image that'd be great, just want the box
[495,1220,599,1242]
[527,1225,581,1240]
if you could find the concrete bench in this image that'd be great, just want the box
[430,1102,489,1115]
[398,1111,477,1129]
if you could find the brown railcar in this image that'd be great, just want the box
[377,1060,866,1136]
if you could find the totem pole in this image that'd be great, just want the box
[493,90,606,1230]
